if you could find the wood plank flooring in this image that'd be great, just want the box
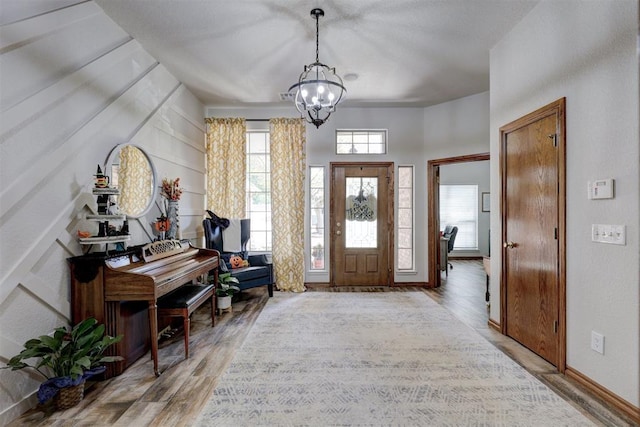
[8,261,636,426]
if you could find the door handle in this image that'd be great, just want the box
[503,241,516,249]
[336,230,341,236]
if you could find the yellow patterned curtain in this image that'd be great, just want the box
[118,145,152,217]
[270,118,306,292]
[204,118,246,218]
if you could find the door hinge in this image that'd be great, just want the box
[548,133,558,147]
[554,320,558,334]
[554,227,558,240]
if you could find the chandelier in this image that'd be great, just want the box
[288,8,346,128]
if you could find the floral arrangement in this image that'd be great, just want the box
[161,177,183,201]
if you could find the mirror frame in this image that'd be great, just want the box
[104,143,159,219]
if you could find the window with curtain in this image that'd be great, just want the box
[439,185,478,250]
[246,130,271,251]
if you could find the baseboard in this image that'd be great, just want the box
[391,282,428,287]
[487,318,500,332]
[305,282,331,289]
[305,282,429,289]
[565,366,640,424]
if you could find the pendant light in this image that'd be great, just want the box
[288,8,346,128]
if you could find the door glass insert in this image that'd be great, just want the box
[345,177,377,248]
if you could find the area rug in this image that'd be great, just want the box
[195,292,594,426]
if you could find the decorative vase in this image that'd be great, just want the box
[166,200,180,240]
[54,381,85,410]
[217,295,231,310]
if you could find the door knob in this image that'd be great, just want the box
[336,230,341,236]
[503,241,516,249]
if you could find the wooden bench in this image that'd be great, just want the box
[157,283,215,359]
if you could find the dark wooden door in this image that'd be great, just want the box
[501,99,565,367]
[331,163,393,286]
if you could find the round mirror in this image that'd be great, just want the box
[104,143,158,218]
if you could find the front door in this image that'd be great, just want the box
[500,98,565,368]
[330,163,393,286]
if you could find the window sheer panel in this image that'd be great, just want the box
[439,185,478,250]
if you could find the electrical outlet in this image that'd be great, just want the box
[591,331,604,354]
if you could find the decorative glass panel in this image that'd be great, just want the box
[345,177,377,248]
[309,166,325,270]
[398,208,412,228]
[398,249,413,270]
[397,165,414,270]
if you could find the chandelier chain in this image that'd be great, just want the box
[315,12,320,63]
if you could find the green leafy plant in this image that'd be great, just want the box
[215,272,240,297]
[312,244,324,259]
[3,317,122,381]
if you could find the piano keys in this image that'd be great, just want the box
[69,240,219,377]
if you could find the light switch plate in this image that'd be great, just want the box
[592,224,626,245]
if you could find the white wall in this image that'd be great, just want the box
[423,91,490,160]
[208,94,489,284]
[0,2,206,423]
[490,0,639,407]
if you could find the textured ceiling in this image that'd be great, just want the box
[95,0,539,108]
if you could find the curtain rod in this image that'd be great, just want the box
[245,119,270,122]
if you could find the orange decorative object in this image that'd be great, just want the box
[230,255,243,269]
[77,230,91,238]
[155,217,170,232]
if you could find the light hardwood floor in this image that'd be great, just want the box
[9,260,636,426]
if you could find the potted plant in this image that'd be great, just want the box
[312,244,324,268]
[2,317,122,410]
[216,272,240,310]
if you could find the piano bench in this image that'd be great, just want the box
[157,284,215,359]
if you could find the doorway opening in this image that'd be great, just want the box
[427,153,490,289]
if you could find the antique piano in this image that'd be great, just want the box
[69,240,219,377]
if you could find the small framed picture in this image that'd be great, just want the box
[482,192,490,212]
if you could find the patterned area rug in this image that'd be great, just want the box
[195,292,594,426]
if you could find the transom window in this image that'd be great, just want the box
[336,130,387,154]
